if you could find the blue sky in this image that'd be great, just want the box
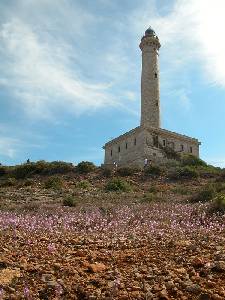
[0,0,225,167]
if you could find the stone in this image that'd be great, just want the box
[88,263,107,273]
[0,268,20,286]
[212,261,225,272]
[198,293,211,300]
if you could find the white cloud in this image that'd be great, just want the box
[0,137,19,159]
[132,0,225,88]
[0,17,117,120]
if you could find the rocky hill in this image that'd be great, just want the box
[0,158,224,299]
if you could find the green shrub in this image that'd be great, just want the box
[76,161,96,174]
[105,178,131,192]
[0,166,9,177]
[144,165,163,177]
[141,192,155,203]
[11,161,75,179]
[117,167,137,177]
[0,178,17,187]
[181,154,207,167]
[173,186,191,195]
[148,185,159,194]
[44,177,63,189]
[63,196,78,207]
[76,180,91,189]
[210,194,225,214]
[191,185,216,203]
[162,147,181,160]
[170,166,199,180]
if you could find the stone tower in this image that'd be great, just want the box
[140,27,161,128]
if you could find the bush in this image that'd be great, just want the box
[63,196,78,207]
[11,161,75,179]
[0,166,9,177]
[105,178,131,192]
[170,166,199,180]
[76,161,96,174]
[210,194,225,214]
[76,180,91,189]
[148,185,159,194]
[141,192,155,203]
[116,167,137,177]
[191,185,216,203]
[181,154,207,167]
[144,165,163,177]
[0,178,17,187]
[162,147,181,160]
[44,177,63,189]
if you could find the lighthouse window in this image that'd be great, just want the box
[190,146,193,153]
[155,73,157,78]
[125,142,128,149]
[110,150,112,156]
[180,144,184,151]
[134,138,137,146]
[118,146,120,153]
[163,139,166,147]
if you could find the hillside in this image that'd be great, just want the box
[0,159,225,299]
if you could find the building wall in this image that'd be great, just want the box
[104,127,200,168]
[104,128,146,167]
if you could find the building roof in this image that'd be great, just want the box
[145,26,156,36]
[103,126,200,148]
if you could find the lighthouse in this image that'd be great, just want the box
[139,27,161,128]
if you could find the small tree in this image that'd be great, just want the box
[76,161,96,174]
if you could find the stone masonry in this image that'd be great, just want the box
[103,27,201,168]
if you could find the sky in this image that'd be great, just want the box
[0,0,225,167]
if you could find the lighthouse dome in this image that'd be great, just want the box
[145,27,156,36]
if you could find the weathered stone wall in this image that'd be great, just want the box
[104,127,200,168]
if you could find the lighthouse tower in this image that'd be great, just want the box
[139,27,161,128]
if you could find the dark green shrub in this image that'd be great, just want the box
[63,196,78,207]
[170,166,199,180]
[148,185,159,193]
[162,146,181,160]
[0,166,8,177]
[191,185,216,203]
[210,194,225,214]
[42,161,75,175]
[141,192,155,203]
[117,167,137,177]
[105,178,131,192]
[144,165,163,177]
[44,177,63,189]
[181,154,207,167]
[76,180,91,189]
[76,161,96,174]
[0,178,17,187]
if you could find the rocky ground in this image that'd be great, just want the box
[0,170,224,299]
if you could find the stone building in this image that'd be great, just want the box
[103,27,201,167]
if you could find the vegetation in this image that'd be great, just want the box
[76,180,91,189]
[63,196,78,207]
[116,167,138,177]
[144,165,163,177]
[181,154,207,167]
[169,166,199,180]
[76,161,96,174]
[44,176,63,189]
[191,185,216,203]
[105,178,131,192]
[211,194,225,214]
